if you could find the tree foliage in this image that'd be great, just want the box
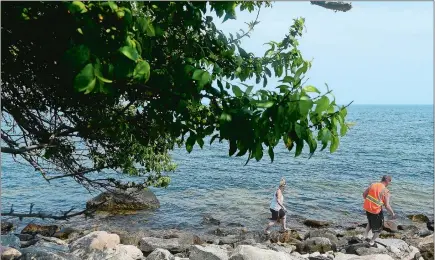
[1,1,353,190]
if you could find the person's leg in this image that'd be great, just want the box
[369,211,383,245]
[265,209,278,234]
[279,209,289,231]
[364,223,371,239]
[265,221,275,233]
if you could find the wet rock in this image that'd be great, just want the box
[20,239,39,248]
[229,245,294,260]
[407,214,430,223]
[234,239,257,247]
[147,248,174,260]
[343,243,370,255]
[226,223,245,227]
[297,237,335,254]
[398,224,419,234]
[427,220,433,231]
[1,234,21,249]
[86,188,160,212]
[219,235,241,245]
[189,244,229,260]
[383,220,398,232]
[1,246,21,260]
[21,224,59,237]
[304,219,331,228]
[1,222,14,235]
[203,214,221,226]
[266,243,294,254]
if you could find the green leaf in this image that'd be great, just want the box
[255,142,263,161]
[133,60,151,82]
[232,85,243,97]
[237,46,249,58]
[330,135,339,153]
[340,124,348,136]
[210,134,219,145]
[303,85,320,94]
[282,76,294,83]
[119,46,139,61]
[96,75,113,83]
[245,85,254,95]
[264,67,272,77]
[318,128,331,151]
[64,45,90,70]
[108,1,118,11]
[256,100,274,108]
[69,1,88,14]
[315,96,330,114]
[340,107,348,118]
[74,63,96,93]
[299,98,313,117]
[263,75,268,88]
[197,137,204,149]
[295,124,302,138]
[192,69,210,89]
[220,112,232,122]
[229,139,237,156]
[225,82,231,89]
[186,135,196,153]
[268,146,274,162]
[295,139,303,157]
[217,80,224,91]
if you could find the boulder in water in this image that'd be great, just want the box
[407,214,430,223]
[86,188,160,212]
[1,222,14,235]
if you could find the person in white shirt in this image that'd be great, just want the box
[264,177,289,234]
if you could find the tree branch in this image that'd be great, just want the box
[1,144,55,154]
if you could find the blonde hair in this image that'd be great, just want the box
[279,177,286,187]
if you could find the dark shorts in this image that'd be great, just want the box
[270,208,286,221]
[366,210,384,233]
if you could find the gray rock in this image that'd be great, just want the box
[229,245,296,260]
[234,239,257,248]
[1,222,14,235]
[297,237,335,254]
[304,219,331,228]
[21,224,59,237]
[355,247,387,256]
[86,188,160,212]
[418,229,432,237]
[189,244,229,260]
[69,231,143,260]
[147,248,175,260]
[139,237,188,253]
[1,234,21,249]
[20,247,81,260]
[348,254,394,260]
[219,235,241,245]
[1,246,21,260]
[203,215,221,226]
[305,230,339,245]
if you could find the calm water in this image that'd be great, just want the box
[1,105,434,233]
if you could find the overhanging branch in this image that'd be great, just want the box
[1,144,55,154]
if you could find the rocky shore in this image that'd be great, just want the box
[1,212,433,260]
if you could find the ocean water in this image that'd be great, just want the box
[1,105,434,233]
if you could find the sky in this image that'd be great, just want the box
[211,1,433,105]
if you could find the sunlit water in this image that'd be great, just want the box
[1,105,433,233]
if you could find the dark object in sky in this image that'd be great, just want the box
[310,1,353,12]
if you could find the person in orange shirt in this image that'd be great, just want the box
[362,175,396,246]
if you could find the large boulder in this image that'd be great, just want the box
[147,248,175,260]
[427,220,433,231]
[347,255,394,260]
[305,230,339,245]
[1,246,22,260]
[21,224,59,237]
[69,231,143,260]
[189,244,229,260]
[1,234,21,249]
[269,230,302,244]
[303,220,331,228]
[355,247,387,256]
[140,237,191,253]
[20,247,81,260]
[229,245,296,260]
[407,214,430,223]
[416,234,434,260]
[86,188,160,212]
[296,237,335,254]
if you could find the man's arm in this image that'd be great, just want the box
[384,192,395,218]
[362,187,369,199]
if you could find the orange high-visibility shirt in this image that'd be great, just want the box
[363,182,389,214]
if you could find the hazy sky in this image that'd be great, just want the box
[212,1,433,105]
